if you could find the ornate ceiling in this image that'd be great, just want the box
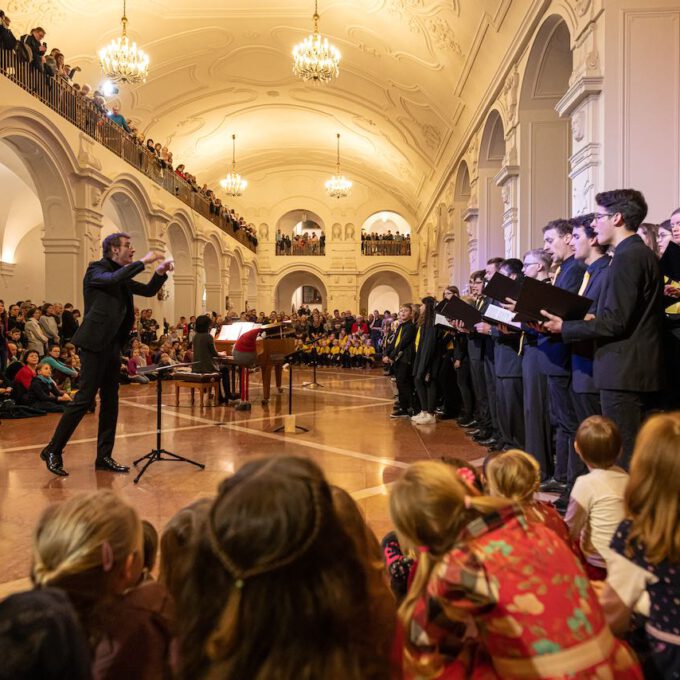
[7,0,515,219]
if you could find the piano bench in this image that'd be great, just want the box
[174,372,221,407]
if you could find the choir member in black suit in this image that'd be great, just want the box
[543,190,664,469]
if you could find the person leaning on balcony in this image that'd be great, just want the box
[0,11,17,51]
[23,26,46,72]
[107,103,131,133]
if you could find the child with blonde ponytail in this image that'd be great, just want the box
[390,460,641,680]
[32,490,175,679]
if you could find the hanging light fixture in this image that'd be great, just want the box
[220,134,248,197]
[292,0,341,84]
[99,0,149,84]
[325,133,352,199]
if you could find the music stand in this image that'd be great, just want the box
[301,348,324,390]
[274,359,309,433]
[132,363,205,484]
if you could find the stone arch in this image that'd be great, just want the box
[358,268,413,314]
[454,161,474,288]
[477,110,507,261]
[274,269,328,313]
[519,14,573,250]
[101,182,150,255]
[203,240,222,314]
[0,110,80,303]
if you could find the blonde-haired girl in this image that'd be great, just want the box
[485,449,577,554]
[599,412,680,678]
[390,460,641,679]
[32,490,175,679]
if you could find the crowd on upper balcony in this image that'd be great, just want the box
[361,229,411,255]
[0,10,258,249]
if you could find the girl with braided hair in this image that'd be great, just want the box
[177,456,393,680]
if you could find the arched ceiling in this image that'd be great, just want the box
[8,0,522,217]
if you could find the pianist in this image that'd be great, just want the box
[192,314,231,402]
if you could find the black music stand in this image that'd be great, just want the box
[133,363,205,484]
[274,359,308,433]
[301,348,324,390]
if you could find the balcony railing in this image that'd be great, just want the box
[275,241,325,256]
[361,239,411,256]
[0,49,256,252]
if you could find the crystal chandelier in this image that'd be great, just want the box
[325,133,352,199]
[220,135,248,197]
[99,0,149,84]
[292,0,341,84]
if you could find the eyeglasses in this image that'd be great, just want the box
[523,261,539,267]
[595,212,614,220]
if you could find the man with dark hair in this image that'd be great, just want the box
[543,189,664,468]
[40,232,174,476]
[538,219,586,494]
[60,302,78,344]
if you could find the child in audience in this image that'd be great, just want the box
[28,363,72,412]
[598,412,680,679]
[485,449,576,553]
[31,491,176,680]
[391,460,642,679]
[330,338,341,365]
[177,456,391,680]
[565,416,628,580]
[140,519,159,584]
[361,338,376,368]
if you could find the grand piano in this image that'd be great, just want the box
[213,322,296,404]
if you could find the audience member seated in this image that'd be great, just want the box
[176,456,392,680]
[24,308,48,356]
[390,460,642,678]
[13,349,40,404]
[565,416,628,581]
[125,349,150,384]
[31,490,176,680]
[40,343,78,389]
[38,303,60,346]
[28,363,72,412]
[598,413,680,679]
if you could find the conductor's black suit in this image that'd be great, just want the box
[49,258,167,462]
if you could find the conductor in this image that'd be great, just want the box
[40,232,174,476]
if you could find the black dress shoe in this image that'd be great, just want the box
[487,441,505,452]
[40,447,68,477]
[458,418,477,428]
[471,431,491,441]
[477,436,497,446]
[465,428,481,438]
[539,477,567,493]
[95,457,130,473]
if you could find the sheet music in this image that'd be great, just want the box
[215,322,260,342]
[435,313,454,328]
[483,304,521,328]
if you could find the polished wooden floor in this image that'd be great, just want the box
[0,367,484,598]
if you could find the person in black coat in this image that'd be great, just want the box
[385,304,416,418]
[543,189,664,469]
[40,232,172,476]
[192,314,232,402]
[60,303,79,343]
[0,12,17,51]
[28,363,71,412]
[411,297,439,425]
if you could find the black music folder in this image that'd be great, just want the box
[660,241,680,281]
[513,277,593,323]
[436,297,483,329]
[483,272,523,302]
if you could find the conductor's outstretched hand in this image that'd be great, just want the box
[155,258,175,276]
[141,251,164,265]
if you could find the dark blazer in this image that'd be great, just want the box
[562,234,664,391]
[387,320,416,366]
[0,24,16,50]
[570,255,611,393]
[28,376,61,403]
[493,328,523,378]
[537,255,586,376]
[71,259,167,352]
[192,332,219,373]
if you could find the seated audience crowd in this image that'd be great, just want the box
[1,413,678,678]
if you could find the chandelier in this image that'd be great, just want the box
[220,135,248,197]
[99,0,149,84]
[325,133,352,199]
[292,0,340,84]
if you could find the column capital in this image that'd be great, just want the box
[42,237,81,255]
[0,261,16,277]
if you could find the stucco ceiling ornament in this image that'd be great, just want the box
[573,0,592,17]
[427,17,463,56]
[6,0,64,23]
[292,0,341,84]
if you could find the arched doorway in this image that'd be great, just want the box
[519,16,572,250]
[454,162,473,287]
[478,111,506,261]
[102,190,149,255]
[228,253,243,314]
[274,271,328,313]
[359,270,413,314]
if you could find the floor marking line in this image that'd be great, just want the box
[221,422,410,470]
[0,424,214,454]
[351,482,394,500]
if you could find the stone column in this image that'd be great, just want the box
[556,18,604,215]
[495,164,520,258]
[173,274,196,320]
[463,206,479,274]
